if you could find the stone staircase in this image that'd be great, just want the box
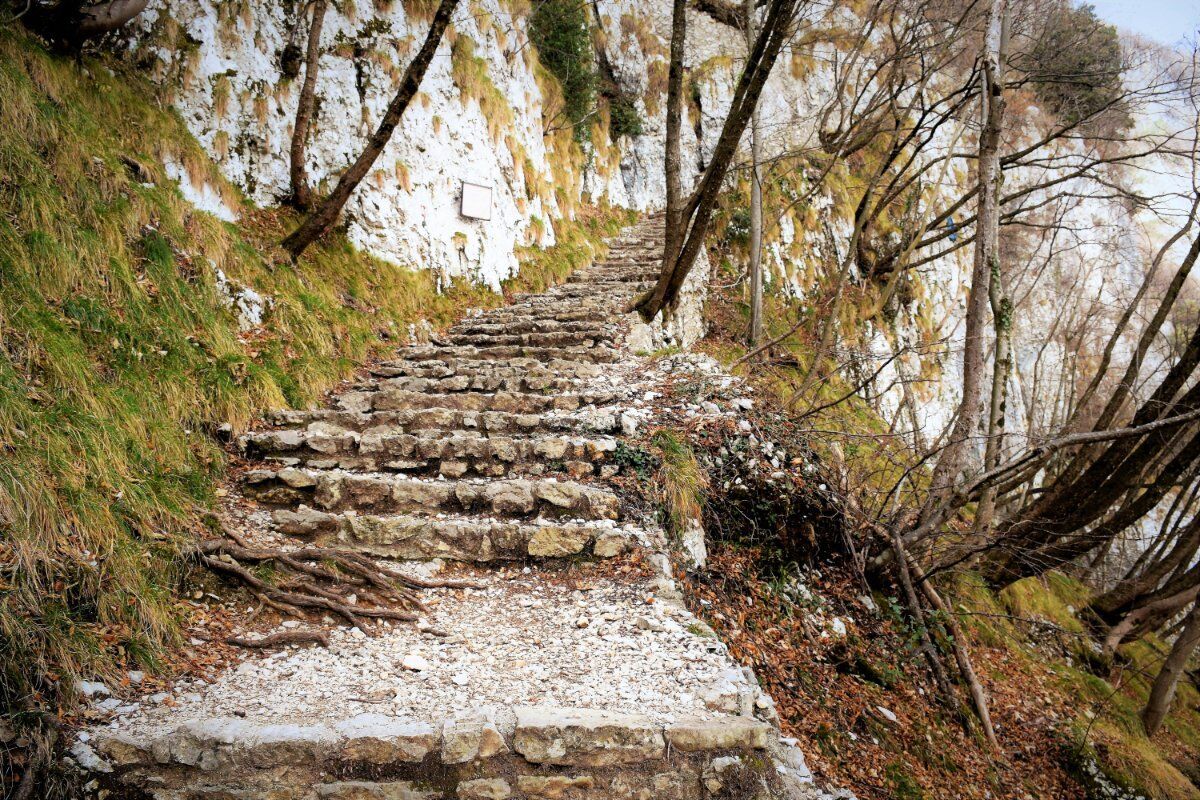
[79,216,817,800]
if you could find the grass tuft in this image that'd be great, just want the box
[651,429,709,537]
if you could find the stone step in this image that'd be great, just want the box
[371,357,605,381]
[334,388,618,415]
[567,270,658,283]
[398,344,621,365]
[472,304,614,321]
[360,373,583,395]
[450,318,614,336]
[89,709,785,799]
[82,567,802,800]
[264,405,624,436]
[242,429,619,478]
[272,507,642,560]
[242,469,622,520]
[444,330,613,348]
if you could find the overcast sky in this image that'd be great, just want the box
[1088,0,1200,47]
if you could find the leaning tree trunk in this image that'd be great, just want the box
[289,0,328,211]
[1143,603,1200,735]
[632,0,799,321]
[23,0,149,45]
[282,0,459,259]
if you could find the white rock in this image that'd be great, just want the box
[402,654,430,672]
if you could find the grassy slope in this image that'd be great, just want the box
[693,222,1199,798]
[0,27,630,722]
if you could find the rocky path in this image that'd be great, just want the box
[77,216,819,799]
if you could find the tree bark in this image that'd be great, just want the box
[282,0,459,259]
[917,0,1007,526]
[289,0,328,211]
[22,0,148,43]
[657,0,689,309]
[745,0,764,346]
[74,0,146,36]
[974,231,1012,536]
[1142,603,1200,735]
[1092,517,1200,620]
[1104,578,1200,654]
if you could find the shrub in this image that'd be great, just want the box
[607,89,644,139]
[529,0,598,143]
[1023,1,1129,128]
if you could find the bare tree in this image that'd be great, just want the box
[282,0,460,259]
[632,0,805,321]
[921,0,1010,525]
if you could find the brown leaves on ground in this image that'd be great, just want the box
[681,545,1087,800]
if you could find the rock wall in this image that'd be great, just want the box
[122,0,1177,440]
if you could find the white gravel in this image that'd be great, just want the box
[102,567,750,737]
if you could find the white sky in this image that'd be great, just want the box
[1089,0,1200,47]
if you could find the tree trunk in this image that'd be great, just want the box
[282,0,459,259]
[973,234,1012,536]
[632,0,798,320]
[23,0,148,44]
[289,0,328,211]
[75,0,147,36]
[1092,517,1200,620]
[1104,578,1200,654]
[653,0,689,317]
[745,0,764,346]
[916,0,1007,528]
[1143,603,1200,735]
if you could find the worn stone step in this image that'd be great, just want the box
[359,373,583,395]
[242,469,622,520]
[567,271,657,284]
[477,303,615,319]
[371,356,605,381]
[272,507,642,560]
[89,706,790,799]
[444,330,613,348]
[81,565,802,799]
[264,405,624,436]
[335,387,618,414]
[451,318,614,336]
[399,343,621,365]
[242,429,619,478]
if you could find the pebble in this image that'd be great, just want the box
[402,654,430,672]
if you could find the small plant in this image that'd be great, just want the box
[607,90,643,139]
[884,761,926,800]
[613,441,656,478]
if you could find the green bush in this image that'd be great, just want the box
[529,0,598,143]
[608,90,644,139]
[1023,1,1128,127]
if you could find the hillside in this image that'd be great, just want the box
[0,24,628,785]
[4,0,1200,798]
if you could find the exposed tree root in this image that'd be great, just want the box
[225,630,330,649]
[198,527,477,637]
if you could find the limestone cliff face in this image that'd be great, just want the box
[120,1,1163,442]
